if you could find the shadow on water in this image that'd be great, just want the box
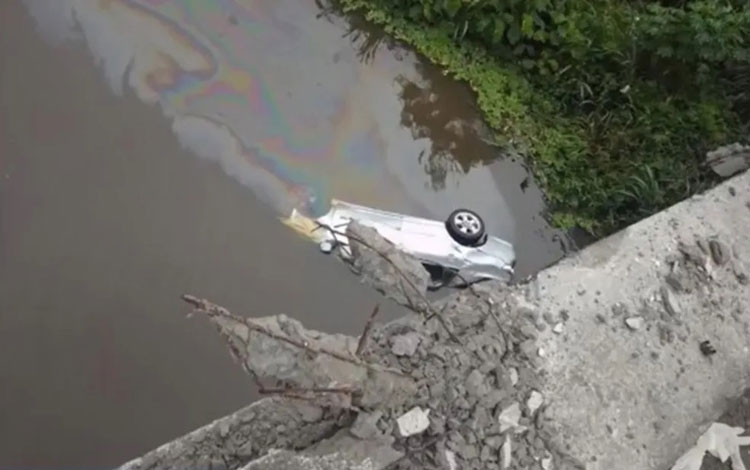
[396,71,498,190]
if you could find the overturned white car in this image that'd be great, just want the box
[285,200,515,285]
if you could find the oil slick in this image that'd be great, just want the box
[22,0,564,275]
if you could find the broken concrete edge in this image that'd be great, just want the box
[343,220,431,310]
[531,169,750,470]
[118,397,347,470]
[240,430,402,470]
[707,143,750,178]
[119,170,750,470]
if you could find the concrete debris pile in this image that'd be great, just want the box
[177,280,562,470]
[355,282,567,470]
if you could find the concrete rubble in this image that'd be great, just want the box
[343,220,430,309]
[707,143,750,178]
[118,170,750,470]
[395,407,430,437]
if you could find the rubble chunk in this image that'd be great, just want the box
[502,435,513,469]
[390,332,421,357]
[527,391,544,415]
[345,221,430,308]
[350,411,383,440]
[395,407,430,437]
[709,239,729,266]
[498,402,522,432]
[625,317,644,331]
[661,286,682,317]
[706,143,750,177]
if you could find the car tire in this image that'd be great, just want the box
[446,209,486,246]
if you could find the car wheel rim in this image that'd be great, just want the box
[453,212,481,236]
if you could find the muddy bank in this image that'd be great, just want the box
[0,2,406,466]
[119,170,750,470]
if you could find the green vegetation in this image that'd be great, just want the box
[337,0,749,233]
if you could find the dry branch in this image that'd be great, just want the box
[356,303,380,357]
[182,295,417,408]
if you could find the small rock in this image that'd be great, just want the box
[678,242,707,268]
[444,449,458,470]
[479,360,495,374]
[391,332,422,357]
[297,403,324,423]
[498,402,522,432]
[625,317,644,330]
[466,369,489,398]
[709,239,729,266]
[733,262,749,285]
[509,368,519,386]
[706,142,750,177]
[537,347,546,357]
[486,436,504,449]
[236,440,254,458]
[350,411,384,439]
[218,421,230,438]
[543,311,560,325]
[502,435,513,469]
[455,397,471,410]
[552,323,564,334]
[482,389,507,408]
[527,391,544,415]
[395,407,430,437]
[429,413,446,435]
[459,444,478,460]
[611,302,628,317]
[661,286,682,317]
[480,445,492,461]
[542,456,553,470]
[209,458,227,470]
[664,272,685,293]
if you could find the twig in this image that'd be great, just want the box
[181,294,409,378]
[314,222,461,344]
[356,303,380,357]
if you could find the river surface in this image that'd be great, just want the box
[1,0,564,467]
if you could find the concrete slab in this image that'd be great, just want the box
[531,171,750,469]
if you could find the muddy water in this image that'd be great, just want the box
[1,0,564,467]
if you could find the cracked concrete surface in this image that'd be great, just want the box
[532,171,750,469]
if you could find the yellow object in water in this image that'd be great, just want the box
[280,209,325,243]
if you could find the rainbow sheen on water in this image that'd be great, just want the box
[22,0,544,251]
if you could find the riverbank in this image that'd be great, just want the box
[333,0,747,236]
[118,169,750,470]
